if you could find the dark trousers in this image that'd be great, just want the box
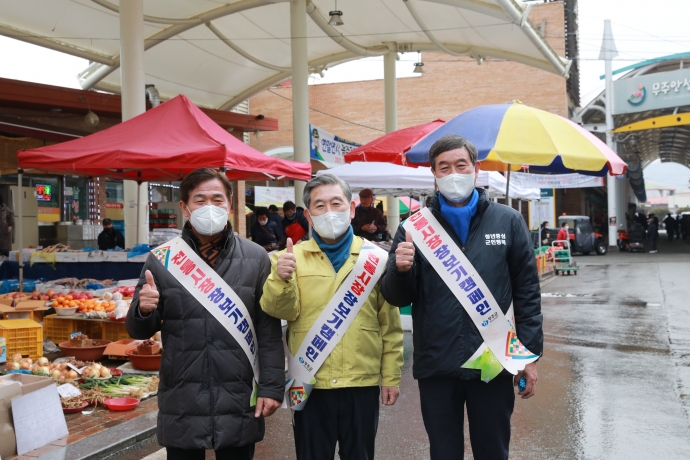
[667,229,674,241]
[649,237,657,251]
[418,374,515,460]
[166,444,254,460]
[293,386,380,460]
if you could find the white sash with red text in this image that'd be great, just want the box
[403,208,538,382]
[286,241,388,411]
[150,237,260,405]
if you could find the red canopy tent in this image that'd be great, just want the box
[18,94,311,182]
[343,120,444,166]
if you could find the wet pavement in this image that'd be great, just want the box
[122,234,690,460]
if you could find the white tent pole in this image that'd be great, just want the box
[120,0,148,247]
[17,169,23,292]
[601,19,619,246]
[384,49,400,231]
[291,0,309,208]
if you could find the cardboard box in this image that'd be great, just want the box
[0,303,51,321]
[12,384,68,455]
[104,339,139,360]
[0,374,55,459]
[55,252,80,263]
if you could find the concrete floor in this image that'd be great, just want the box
[138,232,690,459]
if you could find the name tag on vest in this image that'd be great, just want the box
[286,241,388,411]
[403,208,538,382]
[151,237,260,405]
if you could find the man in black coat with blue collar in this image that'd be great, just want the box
[381,135,543,460]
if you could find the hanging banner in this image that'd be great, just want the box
[509,172,604,190]
[255,186,295,208]
[529,189,556,230]
[309,124,361,165]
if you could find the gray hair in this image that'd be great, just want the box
[428,134,479,169]
[303,174,353,208]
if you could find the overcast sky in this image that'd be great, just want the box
[0,0,688,187]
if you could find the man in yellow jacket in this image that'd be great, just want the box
[261,174,404,460]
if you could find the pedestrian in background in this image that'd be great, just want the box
[648,214,659,253]
[282,200,309,244]
[250,207,279,251]
[0,195,14,257]
[267,205,285,245]
[351,188,388,242]
[663,213,676,242]
[675,214,682,239]
[97,218,124,251]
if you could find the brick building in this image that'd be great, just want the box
[248,0,598,223]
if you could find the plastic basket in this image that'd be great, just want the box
[0,319,43,360]
[43,315,103,344]
[101,321,131,342]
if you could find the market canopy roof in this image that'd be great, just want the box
[0,0,569,110]
[17,94,312,181]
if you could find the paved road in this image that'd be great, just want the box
[134,234,690,460]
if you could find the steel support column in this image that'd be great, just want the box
[291,0,310,207]
[120,0,148,247]
[601,19,619,246]
[384,50,400,230]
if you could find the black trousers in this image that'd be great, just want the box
[418,374,515,460]
[166,444,254,460]
[293,386,380,460]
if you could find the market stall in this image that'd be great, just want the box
[12,94,312,288]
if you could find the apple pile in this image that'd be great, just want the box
[28,289,59,301]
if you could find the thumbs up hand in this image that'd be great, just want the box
[277,238,297,280]
[138,270,160,315]
[395,231,415,273]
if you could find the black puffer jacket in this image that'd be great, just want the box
[381,189,543,381]
[125,228,284,450]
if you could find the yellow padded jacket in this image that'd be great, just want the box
[261,236,404,389]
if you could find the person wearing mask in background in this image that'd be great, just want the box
[648,214,659,254]
[251,207,279,251]
[557,221,569,244]
[282,200,310,244]
[663,213,676,242]
[351,188,388,242]
[98,218,125,251]
[261,174,404,460]
[0,195,14,257]
[126,168,284,460]
[267,205,285,246]
[380,135,542,460]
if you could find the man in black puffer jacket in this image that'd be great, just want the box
[126,168,284,460]
[381,135,543,460]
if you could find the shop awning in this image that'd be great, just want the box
[17,94,311,182]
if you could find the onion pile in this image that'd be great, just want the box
[81,362,111,379]
[5,354,33,372]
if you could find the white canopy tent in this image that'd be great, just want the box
[318,162,540,200]
[0,0,569,109]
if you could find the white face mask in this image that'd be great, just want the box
[309,210,351,240]
[187,205,228,236]
[435,173,476,204]
[258,219,268,226]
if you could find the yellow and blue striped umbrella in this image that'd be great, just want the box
[407,102,627,176]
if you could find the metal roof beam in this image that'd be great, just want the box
[0,22,115,65]
[305,0,390,57]
[205,22,290,72]
[404,0,471,58]
[80,0,290,89]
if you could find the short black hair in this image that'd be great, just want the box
[103,218,112,225]
[283,201,296,212]
[561,222,568,227]
[268,204,278,212]
[255,207,269,217]
[180,168,233,204]
[428,134,479,169]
